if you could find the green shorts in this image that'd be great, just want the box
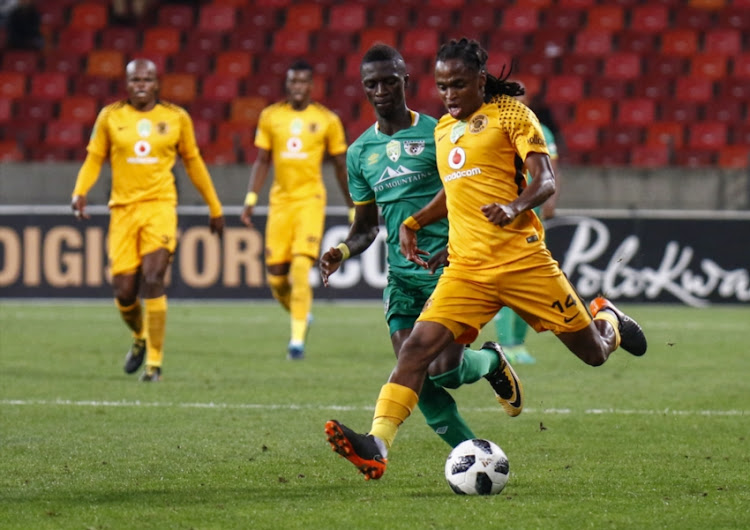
[383,272,440,336]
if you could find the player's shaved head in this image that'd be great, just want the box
[126,59,157,77]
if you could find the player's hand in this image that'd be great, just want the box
[71,195,89,220]
[319,247,344,287]
[209,215,224,239]
[481,202,517,227]
[240,205,253,227]
[399,223,430,269]
[426,247,449,274]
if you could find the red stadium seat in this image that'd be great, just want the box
[718,7,750,30]
[401,29,439,58]
[229,28,270,55]
[690,54,727,80]
[160,73,197,104]
[183,31,224,55]
[328,4,367,32]
[517,53,556,76]
[688,122,727,150]
[172,52,211,75]
[44,51,83,75]
[272,29,310,55]
[59,97,98,123]
[458,6,497,34]
[29,145,71,162]
[574,30,613,56]
[544,75,583,103]
[285,4,323,31]
[15,98,55,121]
[359,28,398,52]
[239,7,281,29]
[46,120,84,148]
[100,27,138,53]
[574,99,612,126]
[30,72,68,100]
[157,4,195,30]
[201,75,239,102]
[587,77,629,99]
[559,55,599,77]
[630,5,669,33]
[39,3,67,30]
[703,30,741,56]
[616,99,655,126]
[703,100,743,122]
[732,54,750,79]
[373,5,413,29]
[187,99,228,122]
[69,3,108,31]
[216,122,255,150]
[415,9,456,31]
[717,146,749,169]
[0,98,10,123]
[230,97,267,123]
[0,140,24,162]
[561,123,599,152]
[307,53,341,78]
[500,6,539,33]
[87,50,124,79]
[198,5,236,32]
[215,51,252,78]
[718,78,750,99]
[142,28,182,56]
[674,149,715,168]
[632,76,672,99]
[631,146,669,168]
[192,119,212,147]
[674,7,714,30]
[659,101,699,122]
[616,31,655,54]
[255,54,294,77]
[57,28,95,54]
[645,122,684,149]
[602,53,640,79]
[542,8,583,32]
[644,56,687,77]
[674,77,714,102]
[586,6,623,31]
[2,50,38,74]
[201,140,237,165]
[72,76,113,99]
[4,119,42,145]
[661,30,699,57]
[546,102,573,125]
[488,33,528,56]
[730,122,750,145]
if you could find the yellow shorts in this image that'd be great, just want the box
[108,201,177,276]
[265,195,325,266]
[417,247,592,343]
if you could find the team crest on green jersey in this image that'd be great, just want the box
[386,140,401,162]
[137,119,152,138]
[403,140,425,155]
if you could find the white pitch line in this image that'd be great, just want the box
[0,399,746,416]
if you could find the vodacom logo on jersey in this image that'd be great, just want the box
[127,140,158,164]
[444,146,481,182]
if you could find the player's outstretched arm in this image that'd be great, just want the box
[319,202,379,286]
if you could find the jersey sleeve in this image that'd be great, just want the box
[254,107,273,151]
[505,102,550,162]
[86,106,111,158]
[177,107,201,160]
[326,112,348,156]
[346,143,374,204]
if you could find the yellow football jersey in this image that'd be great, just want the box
[86,100,201,207]
[254,101,347,203]
[434,94,550,273]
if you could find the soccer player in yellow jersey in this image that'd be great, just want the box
[71,59,224,382]
[325,38,647,481]
[240,59,352,360]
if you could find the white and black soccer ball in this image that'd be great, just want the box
[444,438,509,495]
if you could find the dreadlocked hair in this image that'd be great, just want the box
[436,37,525,102]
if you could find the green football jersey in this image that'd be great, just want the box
[347,111,448,276]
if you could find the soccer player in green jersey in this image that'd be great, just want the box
[320,45,524,474]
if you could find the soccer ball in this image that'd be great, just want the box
[444,438,510,495]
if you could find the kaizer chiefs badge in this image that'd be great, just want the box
[157,122,168,134]
[469,114,488,133]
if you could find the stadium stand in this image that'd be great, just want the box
[0,0,746,168]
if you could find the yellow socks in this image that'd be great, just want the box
[267,273,291,311]
[144,295,167,369]
[595,310,621,349]
[115,298,145,340]
[289,256,313,345]
[369,383,419,450]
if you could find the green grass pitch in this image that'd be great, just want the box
[1,301,749,529]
